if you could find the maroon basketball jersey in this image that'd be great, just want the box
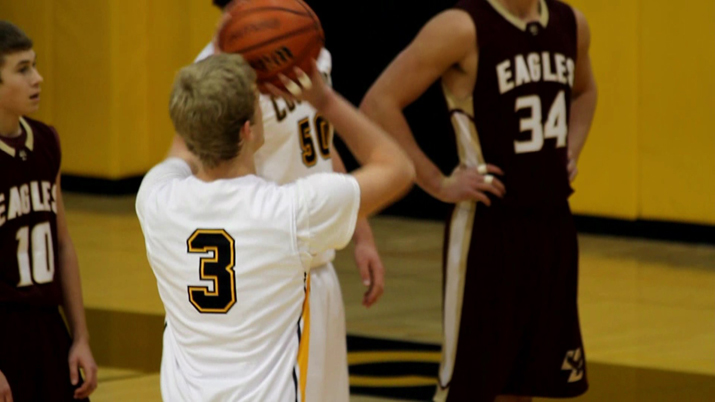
[448,0,577,207]
[0,116,63,306]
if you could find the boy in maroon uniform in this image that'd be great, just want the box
[361,0,597,401]
[0,21,97,401]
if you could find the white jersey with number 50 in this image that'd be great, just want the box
[196,45,336,267]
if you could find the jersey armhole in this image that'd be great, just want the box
[48,126,62,175]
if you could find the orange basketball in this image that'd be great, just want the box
[218,0,325,93]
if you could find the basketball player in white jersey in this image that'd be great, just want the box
[195,2,387,400]
[136,54,413,401]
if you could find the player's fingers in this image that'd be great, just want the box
[472,175,504,197]
[482,175,506,195]
[364,260,385,307]
[357,259,371,288]
[265,83,295,103]
[486,164,505,176]
[293,67,312,90]
[75,382,91,399]
[475,181,504,198]
[68,357,79,386]
[277,74,302,97]
[468,189,491,206]
[74,364,97,399]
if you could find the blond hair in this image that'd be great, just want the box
[169,53,257,168]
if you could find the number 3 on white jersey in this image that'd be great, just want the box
[514,90,567,154]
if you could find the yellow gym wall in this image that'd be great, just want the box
[1,1,713,225]
[0,0,220,179]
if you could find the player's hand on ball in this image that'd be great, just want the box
[437,164,505,205]
[266,60,333,111]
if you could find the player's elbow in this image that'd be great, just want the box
[359,89,380,117]
[360,86,397,119]
[394,150,417,194]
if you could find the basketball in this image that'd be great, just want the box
[218,0,325,93]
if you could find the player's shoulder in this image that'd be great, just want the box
[548,0,585,24]
[20,116,60,149]
[21,116,57,137]
[415,7,476,53]
[548,0,589,44]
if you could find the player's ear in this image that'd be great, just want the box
[239,119,253,143]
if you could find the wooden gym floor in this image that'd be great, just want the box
[61,193,715,401]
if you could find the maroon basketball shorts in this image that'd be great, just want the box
[437,201,588,401]
[0,304,88,402]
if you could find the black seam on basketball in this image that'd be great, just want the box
[220,6,313,49]
[291,0,324,41]
[260,29,322,82]
[232,24,317,54]
[227,6,312,25]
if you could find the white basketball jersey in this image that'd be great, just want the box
[136,158,359,402]
[196,45,337,267]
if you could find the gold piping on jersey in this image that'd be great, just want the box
[434,84,483,401]
[434,203,475,402]
[296,273,311,402]
[442,84,486,168]
[0,138,14,157]
[485,0,549,31]
[19,117,34,151]
[0,117,35,157]
[187,229,237,314]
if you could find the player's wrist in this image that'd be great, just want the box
[71,329,91,344]
[310,86,336,114]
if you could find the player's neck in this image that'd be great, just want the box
[498,0,540,20]
[195,156,256,182]
[0,110,22,139]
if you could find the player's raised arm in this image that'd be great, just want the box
[269,66,415,219]
[359,11,482,202]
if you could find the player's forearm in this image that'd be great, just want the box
[568,85,597,161]
[58,240,90,342]
[360,96,444,198]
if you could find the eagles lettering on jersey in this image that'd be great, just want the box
[496,51,575,94]
[0,181,57,227]
[450,0,578,206]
